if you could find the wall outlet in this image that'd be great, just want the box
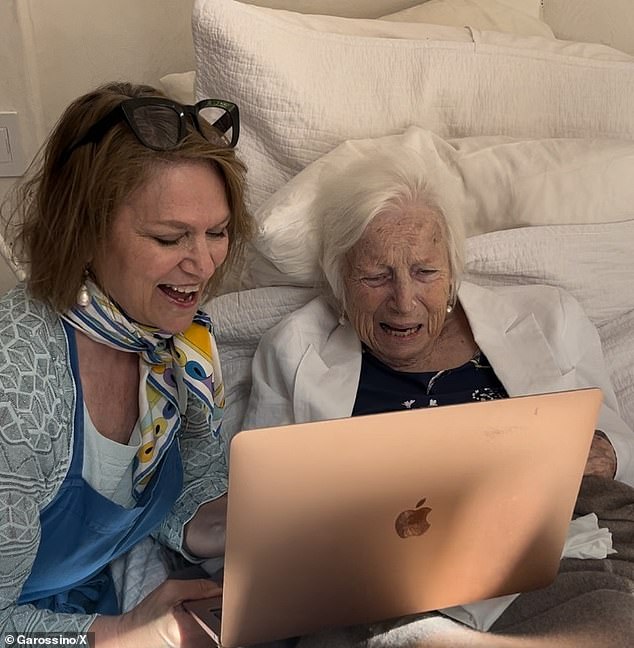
[0,112,27,177]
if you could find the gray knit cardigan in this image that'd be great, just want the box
[0,284,228,631]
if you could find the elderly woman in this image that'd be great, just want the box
[245,149,634,646]
[0,82,251,644]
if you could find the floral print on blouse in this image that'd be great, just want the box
[352,348,508,417]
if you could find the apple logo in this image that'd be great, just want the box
[395,498,432,538]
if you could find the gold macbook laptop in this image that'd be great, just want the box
[185,388,602,647]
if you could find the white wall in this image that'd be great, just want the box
[544,0,634,55]
[0,0,196,294]
[0,2,41,293]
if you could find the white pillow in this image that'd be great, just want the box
[246,127,634,287]
[380,0,554,39]
[463,221,634,328]
[239,6,474,39]
[158,71,196,104]
[463,224,634,429]
[598,310,634,431]
[193,0,634,212]
[493,0,541,19]
[206,285,317,441]
[236,0,423,19]
[163,0,550,104]
[237,1,543,22]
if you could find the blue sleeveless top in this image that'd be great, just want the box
[17,323,183,615]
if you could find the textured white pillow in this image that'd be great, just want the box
[237,1,543,21]
[193,0,634,213]
[206,285,317,441]
[463,221,634,328]
[246,127,634,288]
[464,224,634,429]
[164,0,549,105]
[241,6,474,39]
[598,310,634,431]
[380,0,554,39]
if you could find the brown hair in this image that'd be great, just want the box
[2,81,252,311]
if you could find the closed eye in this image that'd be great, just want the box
[416,268,439,279]
[153,236,184,246]
[207,227,228,240]
[362,274,390,286]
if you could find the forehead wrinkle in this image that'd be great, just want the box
[353,227,446,269]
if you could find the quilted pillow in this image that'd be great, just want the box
[380,0,554,39]
[462,222,634,329]
[464,224,634,430]
[193,0,634,212]
[245,127,634,289]
[597,310,634,431]
[237,0,542,20]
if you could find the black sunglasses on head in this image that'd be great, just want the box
[62,96,240,162]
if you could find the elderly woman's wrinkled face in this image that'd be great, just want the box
[91,161,230,333]
[343,206,452,372]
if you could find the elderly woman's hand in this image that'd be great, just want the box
[90,578,220,647]
[584,431,617,479]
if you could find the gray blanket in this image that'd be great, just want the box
[297,476,634,648]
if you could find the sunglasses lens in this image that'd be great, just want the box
[198,106,235,146]
[129,104,181,149]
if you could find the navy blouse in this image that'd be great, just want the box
[352,348,508,417]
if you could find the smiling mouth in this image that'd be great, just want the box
[159,284,200,305]
[380,323,423,337]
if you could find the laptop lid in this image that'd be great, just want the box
[216,388,602,647]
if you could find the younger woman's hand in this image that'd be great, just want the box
[90,578,221,648]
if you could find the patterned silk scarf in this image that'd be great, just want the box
[62,279,224,499]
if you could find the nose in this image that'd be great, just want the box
[391,278,417,313]
[181,238,217,279]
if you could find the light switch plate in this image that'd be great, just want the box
[0,112,27,177]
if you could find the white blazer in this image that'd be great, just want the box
[245,281,634,486]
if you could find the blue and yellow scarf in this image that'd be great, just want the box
[62,279,224,499]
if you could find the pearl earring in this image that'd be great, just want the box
[76,272,90,307]
[446,303,453,314]
[338,312,347,326]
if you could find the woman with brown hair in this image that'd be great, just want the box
[0,81,251,645]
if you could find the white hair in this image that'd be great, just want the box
[318,145,465,311]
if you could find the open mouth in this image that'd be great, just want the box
[380,323,423,338]
[159,284,200,305]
